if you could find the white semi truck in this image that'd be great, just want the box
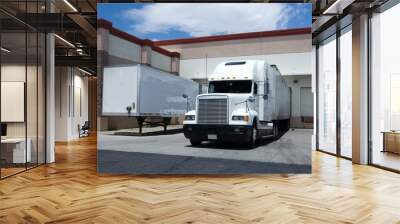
[183,60,291,148]
[102,64,199,134]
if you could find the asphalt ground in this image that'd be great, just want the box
[98,129,312,174]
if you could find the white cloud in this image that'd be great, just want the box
[124,4,293,37]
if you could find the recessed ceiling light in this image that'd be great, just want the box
[78,67,93,76]
[323,0,355,15]
[54,34,75,48]
[1,47,11,53]
[63,0,78,12]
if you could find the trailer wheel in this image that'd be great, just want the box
[190,139,202,146]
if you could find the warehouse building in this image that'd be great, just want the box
[155,28,313,128]
[97,19,181,130]
[97,19,313,130]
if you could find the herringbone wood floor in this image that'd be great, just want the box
[1,135,400,224]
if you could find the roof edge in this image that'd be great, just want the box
[154,27,311,46]
[98,19,180,58]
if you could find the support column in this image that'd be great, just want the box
[352,14,369,164]
[141,45,152,65]
[97,24,111,132]
[311,45,317,150]
[46,32,55,163]
[45,0,55,163]
[171,56,180,75]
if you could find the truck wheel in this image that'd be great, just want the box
[190,139,202,146]
[273,121,279,139]
[248,124,257,149]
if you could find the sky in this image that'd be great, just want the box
[98,3,312,41]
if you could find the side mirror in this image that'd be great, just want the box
[247,96,255,102]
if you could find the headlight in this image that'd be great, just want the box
[185,115,195,120]
[232,115,249,121]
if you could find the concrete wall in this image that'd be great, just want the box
[151,50,172,72]
[178,53,311,80]
[161,34,311,59]
[161,34,311,80]
[108,35,142,63]
[98,27,176,71]
[159,34,313,129]
[97,26,180,131]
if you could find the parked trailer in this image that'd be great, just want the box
[183,60,291,148]
[102,64,199,134]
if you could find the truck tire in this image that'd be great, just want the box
[190,139,202,146]
[273,121,279,139]
[248,123,257,149]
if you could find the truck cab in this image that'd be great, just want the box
[183,60,271,148]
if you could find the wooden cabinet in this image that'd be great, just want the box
[382,132,400,154]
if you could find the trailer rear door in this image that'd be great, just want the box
[102,66,138,116]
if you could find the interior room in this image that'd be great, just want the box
[313,0,400,172]
[0,0,97,179]
[54,66,93,141]
[0,4,46,178]
[0,0,400,223]
[370,3,400,170]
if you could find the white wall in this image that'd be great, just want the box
[1,63,46,164]
[1,65,38,137]
[55,67,89,141]
[55,67,69,141]
[179,52,311,80]
[284,75,313,128]
[162,34,311,60]
[284,75,312,116]
[72,74,89,138]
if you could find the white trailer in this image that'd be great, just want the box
[102,64,199,133]
[183,60,291,148]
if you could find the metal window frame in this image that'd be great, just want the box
[367,0,400,172]
[315,0,400,172]
[0,0,47,180]
[315,18,353,161]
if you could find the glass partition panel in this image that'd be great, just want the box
[0,1,46,178]
[1,30,27,177]
[371,3,400,171]
[37,32,45,165]
[339,27,352,158]
[318,35,337,154]
[26,30,38,169]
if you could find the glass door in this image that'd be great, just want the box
[339,26,352,158]
[1,28,28,177]
[0,1,46,179]
[317,35,337,154]
[370,3,400,171]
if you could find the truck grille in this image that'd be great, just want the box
[197,98,228,124]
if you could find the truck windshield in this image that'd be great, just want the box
[208,80,252,93]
